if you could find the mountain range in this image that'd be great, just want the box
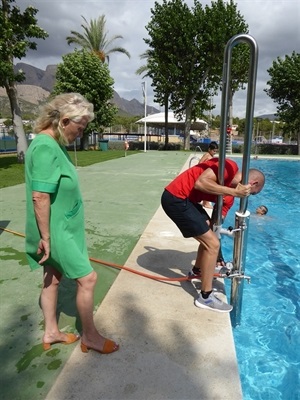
[0,62,159,118]
[1,63,276,121]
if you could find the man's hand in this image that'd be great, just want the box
[233,183,251,198]
[37,238,50,264]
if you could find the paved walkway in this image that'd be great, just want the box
[0,151,242,400]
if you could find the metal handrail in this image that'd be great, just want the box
[216,34,258,221]
[214,34,259,327]
[188,145,202,168]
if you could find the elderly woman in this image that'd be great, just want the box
[25,93,119,354]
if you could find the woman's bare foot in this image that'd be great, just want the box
[43,332,80,350]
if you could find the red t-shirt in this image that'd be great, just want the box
[165,158,238,217]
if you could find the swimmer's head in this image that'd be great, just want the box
[256,205,268,215]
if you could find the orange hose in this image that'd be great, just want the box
[0,227,25,238]
[0,226,222,281]
[88,256,199,281]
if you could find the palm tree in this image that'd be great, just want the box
[66,15,130,63]
[135,50,151,78]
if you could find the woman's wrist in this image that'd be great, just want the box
[41,236,50,241]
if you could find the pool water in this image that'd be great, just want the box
[222,159,300,400]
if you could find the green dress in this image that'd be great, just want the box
[25,134,93,279]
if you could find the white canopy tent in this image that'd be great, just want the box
[136,112,207,133]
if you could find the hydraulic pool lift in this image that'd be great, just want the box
[214,34,259,327]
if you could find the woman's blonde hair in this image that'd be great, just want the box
[33,93,95,145]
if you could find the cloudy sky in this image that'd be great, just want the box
[17,0,299,118]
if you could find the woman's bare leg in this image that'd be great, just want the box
[41,265,73,344]
[76,270,118,352]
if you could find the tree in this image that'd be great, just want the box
[265,51,300,154]
[202,0,249,128]
[0,0,48,162]
[52,49,117,148]
[66,15,130,64]
[111,115,140,133]
[145,0,194,149]
[135,50,151,78]
[144,0,249,150]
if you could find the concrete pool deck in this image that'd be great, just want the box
[45,153,242,400]
[0,150,249,400]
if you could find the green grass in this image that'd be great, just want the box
[0,150,139,189]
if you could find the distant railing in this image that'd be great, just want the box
[0,138,17,152]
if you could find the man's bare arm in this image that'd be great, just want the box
[194,168,251,198]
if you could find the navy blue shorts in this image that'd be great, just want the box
[161,189,211,238]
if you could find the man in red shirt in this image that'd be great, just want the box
[161,158,265,313]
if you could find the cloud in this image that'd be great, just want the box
[17,0,300,118]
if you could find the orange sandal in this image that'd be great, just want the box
[43,333,80,351]
[81,339,119,354]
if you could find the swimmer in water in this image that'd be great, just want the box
[256,205,268,215]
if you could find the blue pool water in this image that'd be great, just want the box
[222,159,300,400]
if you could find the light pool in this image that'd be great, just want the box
[222,159,300,400]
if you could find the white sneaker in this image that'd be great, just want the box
[195,292,233,313]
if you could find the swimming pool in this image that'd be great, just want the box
[221,159,300,400]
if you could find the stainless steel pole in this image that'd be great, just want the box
[215,34,259,327]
